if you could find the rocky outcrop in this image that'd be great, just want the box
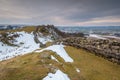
[60,37,120,64]
[0,32,19,46]
[35,25,84,39]
[33,32,45,47]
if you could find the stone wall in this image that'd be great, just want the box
[60,37,120,64]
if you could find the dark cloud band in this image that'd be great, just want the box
[0,0,120,26]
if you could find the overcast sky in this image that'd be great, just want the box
[0,0,120,26]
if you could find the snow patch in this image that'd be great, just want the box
[104,35,120,39]
[35,44,73,62]
[76,68,80,73]
[43,70,70,80]
[51,55,59,62]
[89,34,106,39]
[38,37,52,44]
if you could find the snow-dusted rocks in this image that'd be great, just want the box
[0,31,52,61]
[0,31,39,61]
[43,70,70,80]
[36,44,74,62]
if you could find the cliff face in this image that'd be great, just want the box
[60,37,120,64]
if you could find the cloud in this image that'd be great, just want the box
[76,16,120,26]
[0,0,120,26]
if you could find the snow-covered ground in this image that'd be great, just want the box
[88,34,106,39]
[103,35,120,39]
[38,37,52,44]
[35,44,74,62]
[0,31,52,61]
[88,34,120,40]
[43,70,70,80]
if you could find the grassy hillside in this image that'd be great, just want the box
[0,46,120,80]
[0,49,79,80]
[65,46,120,80]
[0,26,36,33]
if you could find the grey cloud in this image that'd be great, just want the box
[0,0,120,25]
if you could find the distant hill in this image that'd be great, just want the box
[0,25,25,30]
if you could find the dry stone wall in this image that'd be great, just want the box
[60,37,120,64]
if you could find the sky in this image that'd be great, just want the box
[0,0,120,26]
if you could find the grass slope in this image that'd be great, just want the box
[0,46,120,80]
[0,49,79,80]
[65,46,120,80]
[0,52,48,80]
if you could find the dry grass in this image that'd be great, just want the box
[0,50,79,80]
[0,52,48,80]
[0,46,120,80]
[65,46,120,80]
[0,26,36,34]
